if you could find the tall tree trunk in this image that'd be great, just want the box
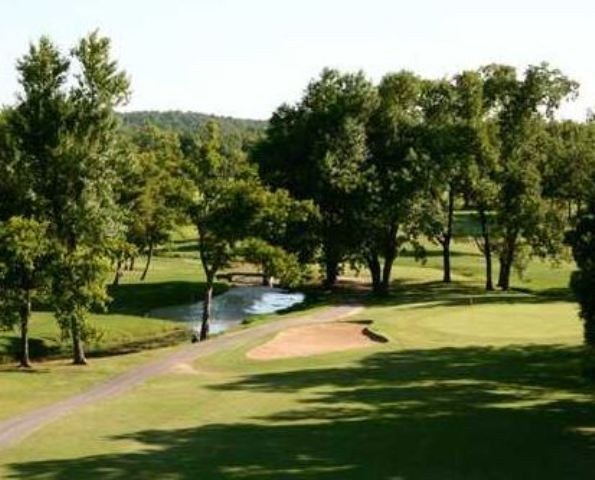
[71,316,87,365]
[140,240,153,281]
[128,256,136,271]
[19,289,32,368]
[585,315,595,349]
[113,258,122,286]
[379,224,398,295]
[478,207,494,291]
[497,233,516,291]
[323,256,339,288]
[442,240,452,283]
[367,254,382,294]
[200,275,214,341]
[442,186,455,283]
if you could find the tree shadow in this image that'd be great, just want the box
[0,336,62,363]
[7,344,595,479]
[106,281,228,316]
[361,278,575,311]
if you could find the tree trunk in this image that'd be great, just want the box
[585,315,595,348]
[71,316,87,365]
[140,240,153,281]
[442,240,452,283]
[113,258,122,286]
[497,231,517,291]
[323,258,339,288]
[379,224,398,295]
[19,289,32,368]
[442,186,455,283]
[367,254,382,294]
[478,207,494,291]
[200,276,214,341]
[128,256,136,271]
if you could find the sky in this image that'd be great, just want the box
[1,0,594,120]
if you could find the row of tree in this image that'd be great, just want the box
[2,33,595,368]
[254,67,595,295]
[0,33,313,367]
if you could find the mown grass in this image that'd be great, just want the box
[1,215,590,478]
[0,248,226,364]
[1,265,591,479]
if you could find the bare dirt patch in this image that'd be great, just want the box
[247,322,380,360]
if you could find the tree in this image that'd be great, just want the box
[126,125,190,281]
[238,238,305,288]
[0,218,50,367]
[419,78,474,283]
[454,70,500,291]
[362,71,429,294]
[567,197,595,377]
[482,63,578,290]
[186,121,314,340]
[542,120,595,218]
[10,32,130,364]
[255,69,378,287]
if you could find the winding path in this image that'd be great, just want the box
[0,304,363,450]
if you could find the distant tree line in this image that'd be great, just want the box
[120,110,265,142]
[1,33,595,373]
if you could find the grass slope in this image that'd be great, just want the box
[1,264,592,479]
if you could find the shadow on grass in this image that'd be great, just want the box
[6,344,594,479]
[358,279,573,308]
[106,281,228,316]
[0,337,62,364]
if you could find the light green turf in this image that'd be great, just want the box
[0,252,213,418]
[0,345,178,422]
[1,264,592,479]
[1,218,590,478]
[0,254,218,363]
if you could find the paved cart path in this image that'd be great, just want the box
[0,305,363,450]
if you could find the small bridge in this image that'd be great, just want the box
[216,271,272,286]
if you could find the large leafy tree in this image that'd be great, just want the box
[126,125,190,281]
[0,218,51,367]
[362,71,429,294]
[9,32,130,364]
[418,77,478,283]
[482,63,578,290]
[567,197,595,377]
[185,122,315,340]
[454,70,500,290]
[542,120,595,218]
[255,69,378,287]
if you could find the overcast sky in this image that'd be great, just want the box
[1,0,594,120]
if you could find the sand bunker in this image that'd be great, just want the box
[247,322,382,360]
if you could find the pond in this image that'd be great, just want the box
[149,286,305,334]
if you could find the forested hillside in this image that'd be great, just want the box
[119,110,267,135]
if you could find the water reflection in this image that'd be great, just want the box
[149,286,305,334]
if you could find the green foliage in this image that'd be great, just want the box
[238,238,306,288]
[184,121,315,338]
[0,218,50,329]
[255,69,378,284]
[8,31,130,363]
[567,199,595,351]
[120,125,192,277]
[120,110,266,138]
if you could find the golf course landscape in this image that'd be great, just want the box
[3,4,595,478]
[1,229,593,479]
